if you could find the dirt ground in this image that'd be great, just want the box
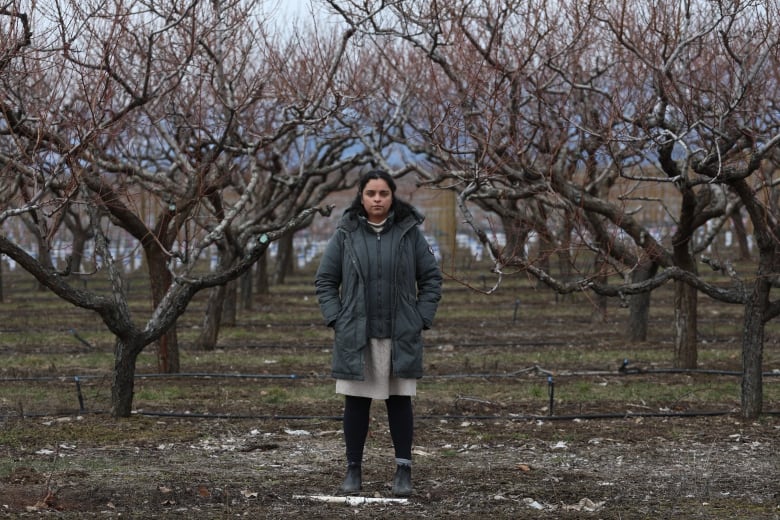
[1,275,779,518]
[2,399,778,518]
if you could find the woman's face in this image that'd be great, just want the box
[361,178,393,223]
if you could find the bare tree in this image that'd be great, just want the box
[325,0,780,418]
[0,0,362,416]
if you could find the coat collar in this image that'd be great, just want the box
[338,203,424,233]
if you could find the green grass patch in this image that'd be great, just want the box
[0,265,777,419]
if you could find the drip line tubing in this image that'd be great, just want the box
[135,410,742,421]
[5,337,762,355]
[0,373,313,382]
[135,372,307,379]
[3,409,779,422]
[2,366,778,384]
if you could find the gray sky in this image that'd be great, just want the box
[273,0,325,21]
[268,0,341,32]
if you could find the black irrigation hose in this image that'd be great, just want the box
[137,410,741,421]
[194,340,573,350]
[0,373,312,382]
[5,369,780,419]
[139,409,780,420]
[137,411,343,421]
[3,408,779,422]
[3,363,778,421]
[8,334,763,354]
[135,373,308,380]
[2,365,779,383]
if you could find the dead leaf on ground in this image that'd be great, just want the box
[26,490,60,512]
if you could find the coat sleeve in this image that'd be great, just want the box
[314,232,344,328]
[413,228,442,329]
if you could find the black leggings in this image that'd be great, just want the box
[343,395,413,465]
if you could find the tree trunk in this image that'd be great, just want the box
[240,270,253,311]
[273,232,295,285]
[196,284,226,351]
[32,232,54,292]
[222,280,237,327]
[554,220,574,303]
[0,254,4,303]
[68,226,89,275]
[111,336,144,417]
[740,264,771,419]
[673,280,698,368]
[671,193,699,369]
[146,247,180,373]
[591,254,608,323]
[500,214,530,262]
[730,212,752,261]
[729,177,774,419]
[256,253,269,296]
[627,261,658,342]
[156,328,179,373]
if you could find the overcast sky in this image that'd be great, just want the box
[271,0,328,23]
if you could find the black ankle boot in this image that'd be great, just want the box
[340,464,362,494]
[391,464,412,497]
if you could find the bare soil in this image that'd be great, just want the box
[2,412,778,518]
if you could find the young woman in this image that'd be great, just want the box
[315,170,442,496]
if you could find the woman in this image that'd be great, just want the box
[315,170,442,497]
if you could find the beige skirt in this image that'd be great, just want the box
[336,338,417,399]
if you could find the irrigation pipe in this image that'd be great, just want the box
[4,408,779,421]
[133,409,779,420]
[2,365,778,383]
[2,363,778,421]
[0,373,315,382]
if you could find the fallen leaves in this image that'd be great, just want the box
[25,490,60,512]
[563,498,607,512]
[154,482,262,507]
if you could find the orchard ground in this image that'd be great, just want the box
[1,264,778,518]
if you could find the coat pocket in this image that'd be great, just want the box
[396,292,423,340]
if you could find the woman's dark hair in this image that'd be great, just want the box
[349,169,413,220]
[357,169,397,196]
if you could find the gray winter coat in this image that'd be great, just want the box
[315,203,442,380]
